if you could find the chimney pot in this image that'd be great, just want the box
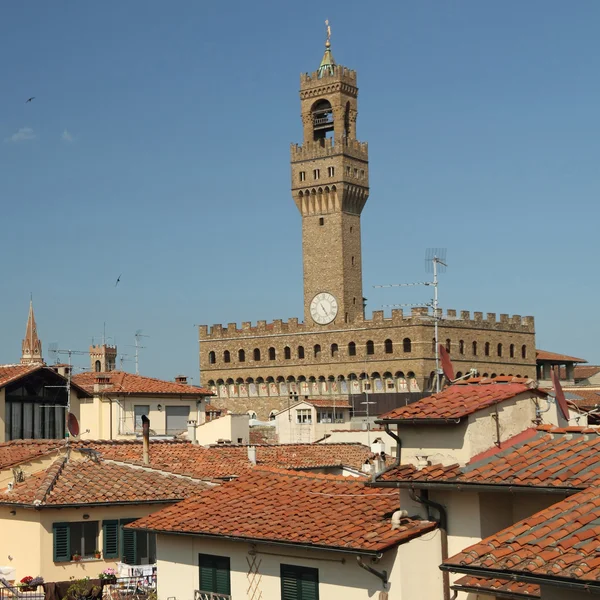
[175,375,188,385]
[247,446,257,465]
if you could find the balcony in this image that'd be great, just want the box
[195,592,231,600]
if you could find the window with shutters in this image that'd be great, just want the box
[52,521,98,561]
[53,522,71,562]
[101,519,156,565]
[198,554,231,596]
[280,564,319,600]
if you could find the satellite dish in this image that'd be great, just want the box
[67,412,80,437]
[550,369,570,421]
[438,344,455,382]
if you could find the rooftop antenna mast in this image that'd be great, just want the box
[131,330,149,375]
[374,248,447,393]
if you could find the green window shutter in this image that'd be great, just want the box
[53,522,70,562]
[281,564,319,600]
[199,554,230,594]
[214,556,231,595]
[103,520,119,559]
[120,519,138,565]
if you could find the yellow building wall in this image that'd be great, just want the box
[0,503,172,583]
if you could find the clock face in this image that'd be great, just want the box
[310,292,338,325]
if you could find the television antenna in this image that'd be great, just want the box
[127,330,149,375]
[374,249,448,392]
[118,353,131,370]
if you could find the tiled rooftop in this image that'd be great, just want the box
[0,364,39,387]
[562,388,600,410]
[536,349,587,363]
[379,380,540,422]
[129,468,436,553]
[452,575,540,598]
[444,486,600,586]
[72,371,213,396]
[0,450,210,507]
[0,439,371,480]
[378,427,600,489]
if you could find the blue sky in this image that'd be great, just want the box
[1,1,599,381]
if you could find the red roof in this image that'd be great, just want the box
[72,371,213,396]
[452,576,540,598]
[536,349,587,363]
[378,427,600,489]
[0,364,39,387]
[562,388,600,410]
[0,451,210,506]
[0,439,371,480]
[443,486,600,586]
[129,468,437,553]
[379,381,540,422]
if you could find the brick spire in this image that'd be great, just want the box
[21,299,43,365]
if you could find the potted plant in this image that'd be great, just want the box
[19,576,44,592]
[99,568,117,584]
[72,552,81,562]
[94,550,102,559]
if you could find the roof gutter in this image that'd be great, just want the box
[375,418,462,426]
[366,480,580,495]
[126,528,390,557]
[440,565,600,594]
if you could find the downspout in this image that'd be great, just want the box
[356,555,388,587]
[410,489,450,600]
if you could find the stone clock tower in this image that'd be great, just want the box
[291,35,369,326]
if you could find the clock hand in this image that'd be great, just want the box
[319,303,326,314]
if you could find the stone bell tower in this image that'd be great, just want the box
[291,28,369,326]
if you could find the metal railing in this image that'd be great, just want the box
[195,591,231,600]
[0,587,44,600]
[102,576,156,600]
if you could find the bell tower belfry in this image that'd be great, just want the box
[291,26,369,326]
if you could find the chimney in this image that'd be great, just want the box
[142,415,150,465]
[247,446,257,465]
[175,375,188,385]
[94,375,111,394]
[187,420,197,444]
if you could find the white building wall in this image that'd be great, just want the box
[156,534,443,600]
[195,414,250,445]
[318,429,397,456]
[275,401,351,444]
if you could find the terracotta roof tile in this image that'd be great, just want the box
[444,487,600,586]
[536,349,587,363]
[452,575,540,597]
[129,468,436,553]
[0,439,371,480]
[562,388,600,410]
[1,450,210,506]
[379,381,541,421]
[0,364,40,387]
[72,371,213,396]
[379,427,600,489]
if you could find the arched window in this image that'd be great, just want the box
[268,347,276,361]
[223,350,231,363]
[236,378,244,384]
[497,343,503,357]
[207,380,216,387]
[331,343,339,358]
[253,348,261,361]
[456,372,463,379]
[226,378,234,385]
[366,340,375,355]
[269,410,277,421]
[238,349,245,363]
[403,338,412,353]
[509,344,515,358]
[521,345,527,359]
[94,360,102,372]
[348,341,356,356]
[208,351,216,365]
[384,339,393,354]
[491,373,497,379]
[446,339,451,353]
[248,411,257,420]
[314,344,321,358]
[459,340,465,355]
[472,341,477,356]
[482,373,489,378]
[485,342,490,357]
[298,346,305,359]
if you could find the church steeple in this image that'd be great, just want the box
[21,299,43,365]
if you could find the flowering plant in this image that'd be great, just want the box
[99,568,116,580]
[18,576,43,590]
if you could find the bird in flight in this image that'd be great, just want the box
[25,97,35,103]
[115,274,122,287]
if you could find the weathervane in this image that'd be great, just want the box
[325,19,331,47]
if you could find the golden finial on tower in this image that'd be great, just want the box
[325,19,331,48]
